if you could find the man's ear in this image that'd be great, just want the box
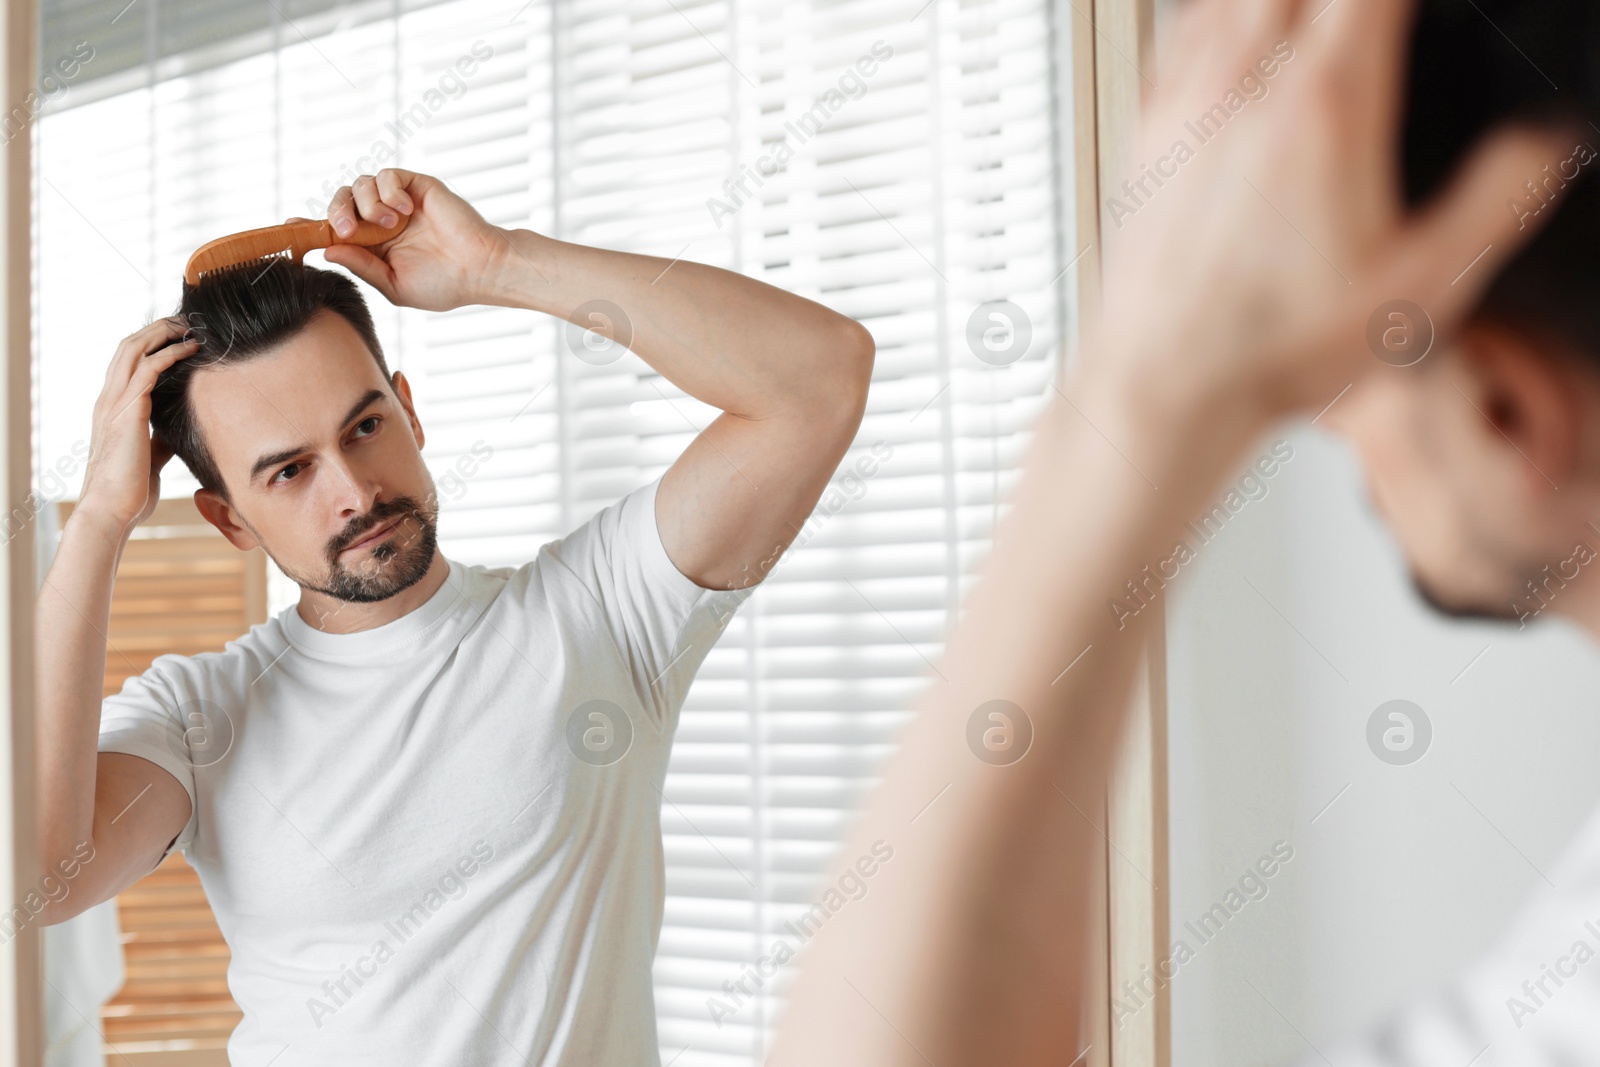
[194,487,259,551]
[390,370,425,451]
[1455,322,1581,492]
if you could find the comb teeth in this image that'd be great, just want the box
[193,248,293,285]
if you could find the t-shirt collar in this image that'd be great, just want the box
[280,555,470,659]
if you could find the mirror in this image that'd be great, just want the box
[26,0,1077,1062]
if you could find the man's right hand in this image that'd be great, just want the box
[78,315,201,534]
[1091,0,1574,429]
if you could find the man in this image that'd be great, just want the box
[36,168,873,1064]
[770,0,1600,1064]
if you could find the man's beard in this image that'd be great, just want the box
[1409,567,1534,627]
[277,493,440,605]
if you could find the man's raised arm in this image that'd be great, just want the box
[766,0,1569,1062]
[34,316,198,925]
[319,169,874,593]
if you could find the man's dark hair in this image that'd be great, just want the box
[1405,0,1600,353]
[151,260,392,501]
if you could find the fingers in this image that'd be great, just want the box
[1297,0,1418,112]
[104,316,189,392]
[374,168,415,214]
[1396,123,1579,327]
[327,185,357,236]
[1159,0,1296,110]
[114,315,187,364]
[1301,0,1415,42]
[106,336,200,427]
[124,336,201,399]
[351,175,399,229]
[320,244,398,304]
[1221,0,1296,44]
[328,167,416,237]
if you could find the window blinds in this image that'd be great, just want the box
[34,0,1072,1063]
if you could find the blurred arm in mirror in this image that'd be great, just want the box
[770,0,1594,1063]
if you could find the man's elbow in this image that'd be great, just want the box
[37,896,87,928]
[781,317,872,450]
[33,833,111,928]
[842,319,876,393]
[29,874,95,929]
[819,319,875,433]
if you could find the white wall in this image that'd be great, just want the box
[1167,422,1600,1065]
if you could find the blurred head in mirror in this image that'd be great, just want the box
[151,260,441,603]
[1323,0,1600,631]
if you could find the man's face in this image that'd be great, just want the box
[189,308,441,604]
[1325,324,1600,626]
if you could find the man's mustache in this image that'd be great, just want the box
[330,498,425,558]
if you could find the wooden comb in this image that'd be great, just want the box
[183,214,410,286]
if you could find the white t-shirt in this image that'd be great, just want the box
[1285,793,1600,1066]
[98,477,752,1066]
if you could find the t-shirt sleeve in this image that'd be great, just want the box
[97,656,201,858]
[545,475,755,726]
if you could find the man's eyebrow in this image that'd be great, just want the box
[248,388,390,486]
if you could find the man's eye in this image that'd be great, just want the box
[355,416,380,436]
[272,463,302,484]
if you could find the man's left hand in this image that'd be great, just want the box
[291,168,510,312]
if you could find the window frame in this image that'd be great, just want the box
[3,0,43,1062]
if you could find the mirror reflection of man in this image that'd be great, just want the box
[36,168,874,1064]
